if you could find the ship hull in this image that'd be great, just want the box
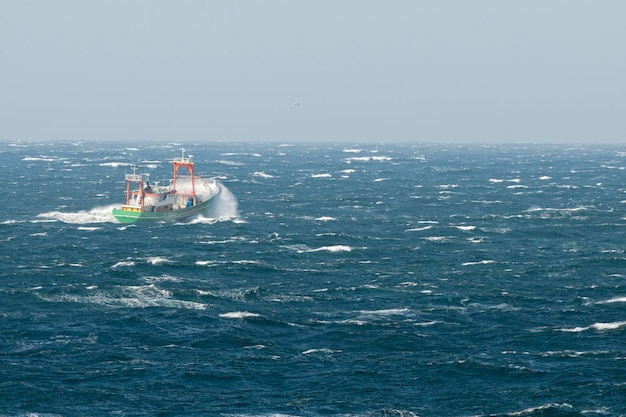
[112,194,217,224]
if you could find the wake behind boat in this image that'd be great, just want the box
[112,149,220,223]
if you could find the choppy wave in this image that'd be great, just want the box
[3,143,626,416]
[219,311,261,319]
[559,321,626,333]
[39,284,208,310]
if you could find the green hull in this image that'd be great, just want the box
[112,196,216,224]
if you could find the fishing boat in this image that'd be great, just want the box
[112,148,220,223]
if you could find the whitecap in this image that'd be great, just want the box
[461,260,495,266]
[490,178,520,183]
[560,321,626,332]
[112,260,135,268]
[343,156,393,163]
[505,403,573,416]
[422,236,449,242]
[405,226,433,232]
[77,226,101,231]
[22,156,56,162]
[311,173,332,178]
[219,311,261,319]
[302,348,341,355]
[195,260,217,266]
[307,245,352,253]
[541,350,608,358]
[314,216,336,221]
[358,308,410,316]
[99,162,131,168]
[252,171,274,178]
[415,320,440,326]
[43,285,207,310]
[283,244,311,253]
[526,206,588,213]
[596,297,626,304]
[147,257,173,265]
[592,321,626,331]
[217,160,244,166]
[453,225,476,231]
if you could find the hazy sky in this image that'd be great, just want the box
[1,1,625,143]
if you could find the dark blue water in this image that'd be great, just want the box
[1,141,625,417]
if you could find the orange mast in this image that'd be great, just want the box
[172,148,196,200]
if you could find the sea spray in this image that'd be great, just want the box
[205,182,240,220]
[37,204,118,224]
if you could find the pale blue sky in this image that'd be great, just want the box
[1,1,625,143]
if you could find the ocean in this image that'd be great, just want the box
[1,141,625,417]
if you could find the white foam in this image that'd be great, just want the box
[311,173,332,178]
[359,308,410,316]
[217,160,244,166]
[526,206,588,213]
[77,226,101,231]
[314,216,336,221]
[307,245,352,253]
[343,156,393,163]
[252,171,274,178]
[301,348,341,355]
[461,260,495,266]
[560,321,626,332]
[541,350,608,358]
[415,320,440,326]
[219,311,261,319]
[44,284,207,310]
[592,321,626,330]
[406,226,433,232]
[22,156,56,162]
[490,178,521,183]
[195,260,216,266]
[506,403,573,416]
[422,236,449,242]
[36,204,118,224]
[596,297,626,304]
[147,257,173,265]
[112,260,135,268]
[99,162,131,168]
[453,225,476,231]
[342,148,362,153]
